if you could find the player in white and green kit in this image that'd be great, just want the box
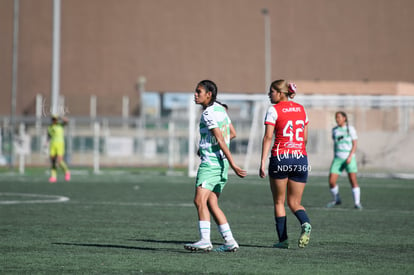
[184,80,246,252]
[197,102,232,192]
[327,111,362,209]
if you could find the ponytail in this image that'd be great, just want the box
[287,82,297,99]
[270,80,297,99]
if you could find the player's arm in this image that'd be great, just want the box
[259,123,274,178]
[347,139,357,164]
[303,124,308,146]
[211,127,246,178]
[347,127,357,163]
[229,123,236,140]
[61,116,69,126]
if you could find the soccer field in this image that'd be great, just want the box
[1,168,413,274]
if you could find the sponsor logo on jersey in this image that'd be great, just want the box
[282,107,301,113]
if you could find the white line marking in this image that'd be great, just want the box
[0,192,70,205]
[77,201,193,207]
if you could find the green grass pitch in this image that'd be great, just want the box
[1,168,413,274]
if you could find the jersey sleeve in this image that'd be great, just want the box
[304,108,309,125]
[349,126,358,140]
[202,108,219,130]
[264,106,277,126]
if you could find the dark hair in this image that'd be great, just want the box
[196,79,225,107]
[336,111,350,135]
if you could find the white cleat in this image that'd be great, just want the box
[184,240,213,252]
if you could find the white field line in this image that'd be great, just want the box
[0,192,69,205]
[75,201,194,207]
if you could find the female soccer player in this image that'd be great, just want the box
[184,80,246,252]
[259,80,311,249]
[47,115,70,183]
[326,111,362,209]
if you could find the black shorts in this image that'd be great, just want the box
[268,155,309,183]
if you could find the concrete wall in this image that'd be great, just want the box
[1,0,414,116]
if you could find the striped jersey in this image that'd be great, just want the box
[332,125,357,159]
[198,102,231,165]
[264,101,309,157]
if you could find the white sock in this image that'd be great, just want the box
[330,185,339,201]
[352,187,361,205]
[199,221,211,242]
[218,223,235,243]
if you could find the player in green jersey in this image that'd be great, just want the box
[47,116,70,183]
[184,80,246,252]
[327,111,362,209]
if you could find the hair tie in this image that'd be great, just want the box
[288,83,297,94]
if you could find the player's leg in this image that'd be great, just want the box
[327,158,343,207]
[56,144,70,181]
[208,162,229,225]
[184,166,215,251]
[184,187,213,251]
[56,155,63,169]
[208,192,239,252]
[346,157,362,209]
[270,177,289,248]
[267,156,289,248]
[349,173,362,209]
[209,162,238,252]
[49,155,57,183]
[287,179,311,248]
[49,144,57,183]
[209,196,238,252]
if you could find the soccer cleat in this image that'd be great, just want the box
[184,240,213,252]
[354,204,363,210]
[65,172,71,181]
[49,177,57,183]
[326,201,338,208]
[326,196,342,208]
[273,239,289,249]
[298,222,312,248]
[213,242,239,252]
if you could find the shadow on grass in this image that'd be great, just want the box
[130,238,271,249]
[52,239,271,253]
[52,242,188,253]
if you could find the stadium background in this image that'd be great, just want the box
[0,0,413,174]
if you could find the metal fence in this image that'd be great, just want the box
[1,94,414,176]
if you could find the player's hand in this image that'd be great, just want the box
[259,165,266,178]
[232,165,247,178]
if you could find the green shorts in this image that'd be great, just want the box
[330,156,358,174]
[196,160,229,193]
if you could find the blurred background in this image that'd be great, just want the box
[0,0,413,175]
